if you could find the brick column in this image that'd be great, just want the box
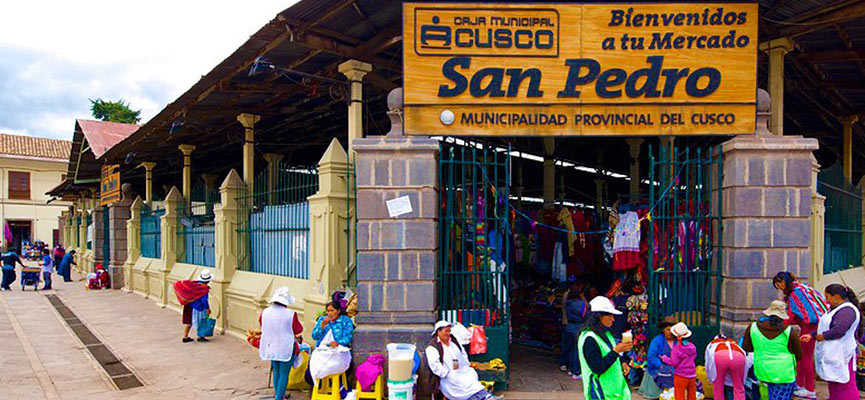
[108,197,132,289]
[720,134,819,334]
[352,136,439,362]
[92,206,106,268]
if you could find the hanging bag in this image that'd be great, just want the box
[468,325,488,355]
[197,314,216,337]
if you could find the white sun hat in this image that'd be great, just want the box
[589,296,622,315]
[198,270,213,283]
[269,287,296,307]
[670,322,693,339]
[432,320,453,336]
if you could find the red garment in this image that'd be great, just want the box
[258,313,304,355]
[173,280,210,305]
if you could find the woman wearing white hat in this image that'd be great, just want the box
[577,296,633,400]
[173,270,213,343]
[742,300,802,400]
[426,321,501,400]
[259,287,304,400]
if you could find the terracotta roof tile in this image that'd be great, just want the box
[0,133,72,160]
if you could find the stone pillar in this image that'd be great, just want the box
[178,145,196,199]
[78,197,88,273]
[543,138,556,206]
[108,197,131,289]
[627,139,643,198]
[352,135,438,365]
[212,169,245,334]
[305,139,353,333]
[156,186,182,307]
[123,197,143,293]
[139,162,156,208]
[263,153,284,205]
[720,133,818,334]
[92,205,105,268]
[237,113,260,193]
[841,115,858,181]
[338,60,372,163]
[759,38,794,135]
[811,156,826,284]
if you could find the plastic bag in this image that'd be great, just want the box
[451,322,472,346]
[309,346,352,381]
[468,325,487,355]
[197,317,216,337]
[288,351,311,390]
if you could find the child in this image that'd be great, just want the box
[40,248,53,290]
[661,322,697,400]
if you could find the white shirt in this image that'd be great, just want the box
[259,305,297,362]
[425,338,485,400]
[816,302,861,383]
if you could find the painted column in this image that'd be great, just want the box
[263,153,284,205]
[108,193,132,290]
[759,38,793,135]
[139,162,156,208]
[237,113,260,193]
[305,139,353,335]
[627,139,643,198]
[543,138,556,206]
[124,196,143,293]
[212,169,245,334]
[338,60,372,163]
[812,156,826,283]
[720,91,819,335]
[178,145,196,200]
[841,115,858,181]
[155,186,182,307]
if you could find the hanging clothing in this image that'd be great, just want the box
[815,301,861,385]
[785,282,830,326]
[558,208,576,257]
[612,211,641,271]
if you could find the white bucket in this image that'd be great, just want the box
[387,378,415,400]
[386,343,416,382]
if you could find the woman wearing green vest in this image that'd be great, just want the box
[578,296,634,400]
[742,300,802,400]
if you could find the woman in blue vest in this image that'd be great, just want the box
[578,296,634,400]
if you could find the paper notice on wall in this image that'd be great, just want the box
[386,196,412,218]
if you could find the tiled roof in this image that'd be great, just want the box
[0,133,72,160]
[76,119,139,158]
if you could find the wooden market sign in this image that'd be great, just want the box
[402,2,759,136]
[100,164,121,206]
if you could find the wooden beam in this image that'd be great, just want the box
[352,2,379,35]
[763,0,790,18]
[833,24,865,80]
[796,50,865,63]
[777,1,865,38]
[286,27,395,72]
[296,0,356,34]
[279,15,360,46]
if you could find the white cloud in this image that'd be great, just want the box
[0,0,298,140]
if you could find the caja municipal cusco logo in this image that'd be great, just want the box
[414,7,560,57]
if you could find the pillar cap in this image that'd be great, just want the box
[840,115,859,126]
[338,59,373,76]
[138,161,156,170]
[178,144,197,155]
[165,186,183,202]
[220,169,245,190]
[759,37,794,53]
[237,113,261,129]
[319,138,348,165]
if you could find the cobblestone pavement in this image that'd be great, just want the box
[0,268,850,399]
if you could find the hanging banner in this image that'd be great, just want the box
[403,2,759,136]
[100,164,121,206]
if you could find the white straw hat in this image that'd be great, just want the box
[269,287,295,307]
[589,296,622,315]
[198,270,213,283]
[670,322,693,339]
[432,320,452,336]
[763,300,788,320]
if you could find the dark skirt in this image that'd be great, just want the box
[182,304,193,325]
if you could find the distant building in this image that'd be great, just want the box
[0,133,72,249]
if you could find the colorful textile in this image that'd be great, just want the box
[356,354,386,391]
[766,382,795,400]
[173,280,210,305]
[786,282,829,326]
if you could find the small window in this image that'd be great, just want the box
[8,171,30,200]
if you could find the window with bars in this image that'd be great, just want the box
[8,171,30,200]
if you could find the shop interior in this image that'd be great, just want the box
[437,135,726,390]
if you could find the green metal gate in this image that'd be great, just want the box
[648,144,723,363]
[438,140,510,387]
[102,206,110,267]
[817,162,863,274]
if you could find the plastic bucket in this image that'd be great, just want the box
[387,378,415,400]
[386,343,416,382]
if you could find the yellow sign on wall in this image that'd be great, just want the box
[403,2,758,136]
[100,164,121,206]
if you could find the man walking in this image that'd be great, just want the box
[1,247,25,290]
[41,248,53,290]
[58,250,76,282]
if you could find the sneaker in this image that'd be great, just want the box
[182,337,193,343]
[793,388,816,399]
[197,337,209,342]
[559,365,568,372]
[572,374,581,381]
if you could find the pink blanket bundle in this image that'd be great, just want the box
[356,354,386,391]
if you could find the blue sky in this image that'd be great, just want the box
[0,0,298,140]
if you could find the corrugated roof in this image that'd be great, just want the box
[76,119,139,158]
[0,133,72,160]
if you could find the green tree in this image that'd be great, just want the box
[89,98,141,124]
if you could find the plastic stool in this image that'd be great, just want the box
[355,375,384,400]
[311,372,348,400]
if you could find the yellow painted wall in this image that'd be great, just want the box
[0,156,70,247]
